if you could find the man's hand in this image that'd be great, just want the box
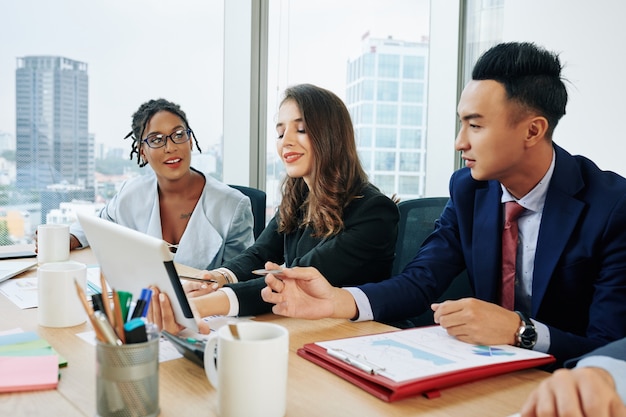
[260,262,357,319]
[520,366,626,417]
[432,298,520,345]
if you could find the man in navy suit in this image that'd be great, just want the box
[520,337,626,416]
[261,42,626,366]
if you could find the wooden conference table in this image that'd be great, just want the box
[0,245,549,417]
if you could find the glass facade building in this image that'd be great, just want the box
[346,35,429,200]
[15,56,94,195]
[15,56,95,224]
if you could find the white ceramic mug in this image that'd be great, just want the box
[38,261,87,327]
[205,322,289,417]
[37,223,70,265]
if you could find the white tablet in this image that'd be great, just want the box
[76,212,197,331]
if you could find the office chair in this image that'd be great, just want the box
[388,197,473,328]
[229,185,267,240]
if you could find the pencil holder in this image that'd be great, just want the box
[96,338,159,417]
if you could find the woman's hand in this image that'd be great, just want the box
[147,286,211,335]
[182,271,226,298]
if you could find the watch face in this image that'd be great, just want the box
[519,326,537,348]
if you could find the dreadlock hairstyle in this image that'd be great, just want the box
[125,98,202,167]
[277,84,369,239]
[472,42,568,139]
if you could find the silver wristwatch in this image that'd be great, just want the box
[514,311,537,349]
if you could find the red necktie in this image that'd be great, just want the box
[501,201,525,310]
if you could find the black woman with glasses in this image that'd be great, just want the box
[66,98,255,272]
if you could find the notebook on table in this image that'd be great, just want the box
[76,213,198,331]
[0,260,37,284]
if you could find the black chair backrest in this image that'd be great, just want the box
[229,185,266,240]
[389,196,473,328]
[392,197,450,276]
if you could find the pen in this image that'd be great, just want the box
[91,293,105,313]
[140,288,153,317]
[326,348,381,375]
[178,275,219,283]
[74,278,107,343]
[251,269,284,276]
[111,289,126,344]
[117,291,132,323]
[130,288,152,319]
[99,272,114,325]
[130,299,145,320]
[94,310,123,346]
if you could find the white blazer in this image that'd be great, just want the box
[70,168,254,270]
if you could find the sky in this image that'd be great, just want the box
[0,0,428,153]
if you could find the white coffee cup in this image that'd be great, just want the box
[205,322,289,417]
[37,223,70,265]
[38,261,87,328]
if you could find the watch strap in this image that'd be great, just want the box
[514,310,537,349]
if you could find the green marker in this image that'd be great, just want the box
[117,291,133,323]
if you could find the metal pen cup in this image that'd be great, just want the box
[96,338,159,417]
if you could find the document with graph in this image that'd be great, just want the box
[297,325,554,402]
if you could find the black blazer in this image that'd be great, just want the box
[223,183,399,316]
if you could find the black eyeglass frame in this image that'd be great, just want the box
[141,128,193,149]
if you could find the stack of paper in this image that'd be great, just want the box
[0,330,63,393]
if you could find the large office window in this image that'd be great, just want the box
[461,0,626,178]
[0,1,224,245]
[265,0,431,208]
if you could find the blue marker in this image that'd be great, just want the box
[140,288,153,317]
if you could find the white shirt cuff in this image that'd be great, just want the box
[577,355,626,404]
[215,267,237,283]
[343,287,374,322]
[531,319,550,352]
[219,287,239,316]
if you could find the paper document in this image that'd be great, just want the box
[316,325,552,383]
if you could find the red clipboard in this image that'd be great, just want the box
[297,328,555,402]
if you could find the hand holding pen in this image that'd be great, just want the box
[180,270,232,297]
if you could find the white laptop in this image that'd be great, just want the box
[0,261,37,284]
[76,213,197,331]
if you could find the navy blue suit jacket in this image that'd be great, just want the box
[359,144,626,364]
[568,337,626,367]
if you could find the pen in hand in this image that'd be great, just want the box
[252,269,284,276]
[178,275,219,284]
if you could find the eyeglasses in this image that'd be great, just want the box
[142,129,192,149]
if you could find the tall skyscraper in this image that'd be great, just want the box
[346,35,429,200]
[15,56,94,194]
